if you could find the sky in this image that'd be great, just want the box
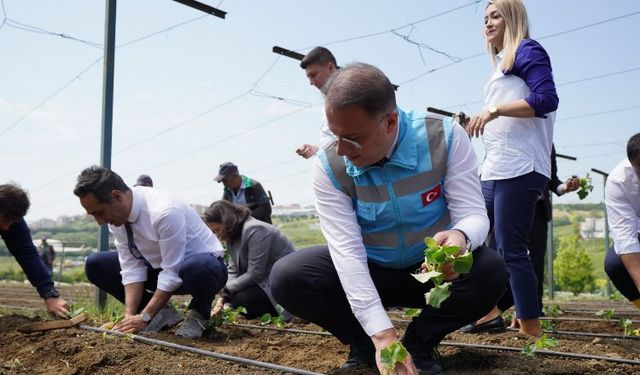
[0,0,638,222]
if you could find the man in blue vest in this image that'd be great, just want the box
[271,63,507,375]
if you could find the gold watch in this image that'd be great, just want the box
[488,106,500,118]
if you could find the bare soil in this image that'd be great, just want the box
[1,283,640,374]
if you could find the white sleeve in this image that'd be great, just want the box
[318,113,334,148]
[155,210,187,292]
[606,177,640,255]
[445,123,490,250]
[312,158,393,337]
[112,226,147,286]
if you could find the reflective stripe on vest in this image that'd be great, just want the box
[319,112,454,268]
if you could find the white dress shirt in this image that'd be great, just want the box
[605,159,640,255]
[110,186,224,292]
[481,51,554,180]
[312,122,489,337]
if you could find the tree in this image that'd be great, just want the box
[553,235,596,295]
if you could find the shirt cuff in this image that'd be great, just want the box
[355,304,394,337]
[556,184,566,195]
[157,270,183,292]
[453,214,489,251]
[615,239,640,255]
[120,267,147,286]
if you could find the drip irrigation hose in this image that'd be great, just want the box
[229,323,332,337]
[79,325,324,375]
[506,327,640,340]
[439,341,640,366]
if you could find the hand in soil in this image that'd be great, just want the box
[113,314,147,333]
[45,297,70,319]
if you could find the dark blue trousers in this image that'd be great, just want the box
[605,242,640,302]
[482,171,548,320]
[85,251,227,318]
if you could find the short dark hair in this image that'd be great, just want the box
[322,62,396,118]
[73,166,130,203]
[627,132,640,163]
[300,46,337,69]
[203,200,250,242]
[0,183,30,221]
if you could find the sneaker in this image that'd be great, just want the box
[341,337,376,369]
[141,304,183,333]
[402,323,444,375]
[175,309,207,338]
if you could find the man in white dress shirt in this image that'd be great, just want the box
[605,132,640,310]
[295,46,337,159]
[271,63,507,375]
[74,166,227,338]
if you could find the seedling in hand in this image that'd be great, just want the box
[380,341,409,374]
[412,236,473,308]
[574,174,594,200]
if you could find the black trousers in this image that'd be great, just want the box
[270,245,507,347]
[229,284,277,319]
[605,243,640,302]
[527,201,549,314]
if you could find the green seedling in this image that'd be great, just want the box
[259,313,286,328]
[575,174,594,200]
[411,236,473,308]
[380,341,409,374]
[595,308,615,320]
[521,334,558,357]
[542,305,564,318]
[221,306,247,325]
[540,319,557,332]
[619,318,637,337]
[67,304,86,318]
[403,308,421,318]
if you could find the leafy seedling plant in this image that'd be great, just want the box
[67,304,86,318]
[543,305,564,318]
[403,308,421,318]
[619,318,638,337]
[521,334,558,357]
[595,308,615,320]
[540,319,557,332]
[259,305,287,328]
[575,174,594,200]
[380,341,409,374]
[411,237,473,308]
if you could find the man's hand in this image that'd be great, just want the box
[44,297,70,319]
[433,230,468,281]
[564,176,579,193]
[113,314,147,334]
[296,144,319,159]
[372,328,419,375]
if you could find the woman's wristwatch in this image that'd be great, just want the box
[488,106,500,119]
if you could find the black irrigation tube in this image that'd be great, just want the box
[439,341,640,366]
[78,325,324,375]
[228,323,640,366]
[505,327,640,340]
[541,316,640,323]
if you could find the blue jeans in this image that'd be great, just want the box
[85,251,227,318]
[482,171,548,320]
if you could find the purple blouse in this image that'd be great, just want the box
[507,39,559,117]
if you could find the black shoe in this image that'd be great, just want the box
[458,315,506,334]
[401,323,444,375]
[341,337,376,369]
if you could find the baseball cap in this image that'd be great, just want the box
[214,162,238,182]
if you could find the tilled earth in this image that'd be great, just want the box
[1,282,640,374]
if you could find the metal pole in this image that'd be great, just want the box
[546,194,555,300]
[591,168,611,298]
[97,0,117,308]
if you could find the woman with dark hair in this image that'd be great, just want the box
[204,200,295,319]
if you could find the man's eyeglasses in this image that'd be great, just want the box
[330,111,391,150]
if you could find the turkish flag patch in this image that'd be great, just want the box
[421,184,442,206]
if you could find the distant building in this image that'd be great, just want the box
[580,218,605,239]
[272,205,317,218]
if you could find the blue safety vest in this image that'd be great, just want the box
[318,108,454,269]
